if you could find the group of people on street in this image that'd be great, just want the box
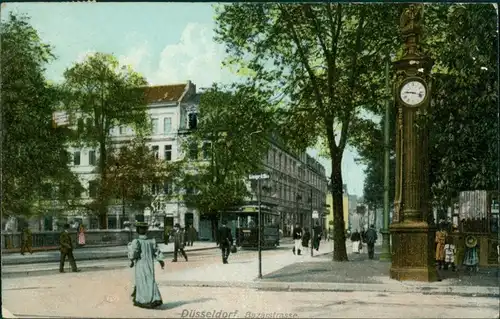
[291,222,323,256]
[350,225,378,259]
[20,222,86,257]
[435,220,479,272]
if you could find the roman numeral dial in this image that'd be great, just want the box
[399,80,427,106]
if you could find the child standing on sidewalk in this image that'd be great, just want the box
[443,237,456,271]
[463,235,479,272]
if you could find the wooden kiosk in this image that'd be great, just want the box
[448,191,499,268]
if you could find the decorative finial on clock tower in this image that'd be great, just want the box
[400,4,424,58]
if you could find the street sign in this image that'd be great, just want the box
[52,111,70,127]
[312,210,319,219]
[249,173,270,180]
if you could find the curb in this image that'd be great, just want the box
[2,246,217,265]
[2,264,127,278]
[2,243,125,254]
[158,280,500,298]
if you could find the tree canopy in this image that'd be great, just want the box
[179,84,276,231]
[1,13,82,218]
[358,4,498,215]
[62,52,150,228]
[214,3,403,261]
[102,138,182,223]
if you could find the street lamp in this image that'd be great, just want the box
[380,51,394,261]
[309,188,313,257]
[296,193,302,234]
[115,163,126,229]
[249,173,270,279]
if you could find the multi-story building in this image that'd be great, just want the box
[65,81,199,230]
[62,81,328,238]
[252,135,329,238]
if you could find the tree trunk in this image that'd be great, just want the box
[331,157,348,261]
[373,205,377,230]
[98,140,108,229]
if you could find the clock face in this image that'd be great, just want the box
[400,81,427,106]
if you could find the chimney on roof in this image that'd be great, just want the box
[187,80,196,94]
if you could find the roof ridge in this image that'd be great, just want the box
[144,82,189,89]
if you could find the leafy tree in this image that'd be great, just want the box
[179,84,276,238]
[352,101,396,216]
[214,3,401,261]
[358,4,497,220]
[62,53,149,229]
[1,13,82,219]
[426,4,498,211]
[102,138,182,226]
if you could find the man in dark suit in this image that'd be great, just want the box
[313,222,322,251]
[365,224,378,260]
[59,223,79,273]
[170,223,188,262]
[217,220,233,264]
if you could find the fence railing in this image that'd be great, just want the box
[2,229,165,250]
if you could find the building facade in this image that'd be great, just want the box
[253,137,329,238]
[39,81,328,238]
[63,82,199,230]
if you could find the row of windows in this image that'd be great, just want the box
[73,150,96,166]
[150,117,173,135]
[188,142,211,161]
[266,148,326,191]
[150,143,211,162]
[259,180,324,208]
[149,113,198,135]
[151,145,173,161]
[84,180,175,199]
[72,144,176,166]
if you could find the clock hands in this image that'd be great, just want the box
[404,91,424,97]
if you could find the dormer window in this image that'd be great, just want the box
[188,113,198,130]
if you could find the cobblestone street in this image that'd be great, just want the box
[4,280,498,319]
[3,243,499,319]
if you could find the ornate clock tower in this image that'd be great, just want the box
[389,4,438,282]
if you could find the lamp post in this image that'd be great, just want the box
[115,163,126,229]
[495,3,500,266]
[249,173,270,279]
[380,52,392,261]
[296,193,302,236]
[309,188,313,257]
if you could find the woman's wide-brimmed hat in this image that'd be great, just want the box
[465,235,478,248]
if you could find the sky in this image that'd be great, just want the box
[2,2,366,196]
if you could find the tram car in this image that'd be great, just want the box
[229,205,280,249]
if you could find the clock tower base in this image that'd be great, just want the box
[389,221,438,282]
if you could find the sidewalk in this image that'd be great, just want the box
[1,241,217,265]
[157,240,334,283]
[159,241,500,297]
